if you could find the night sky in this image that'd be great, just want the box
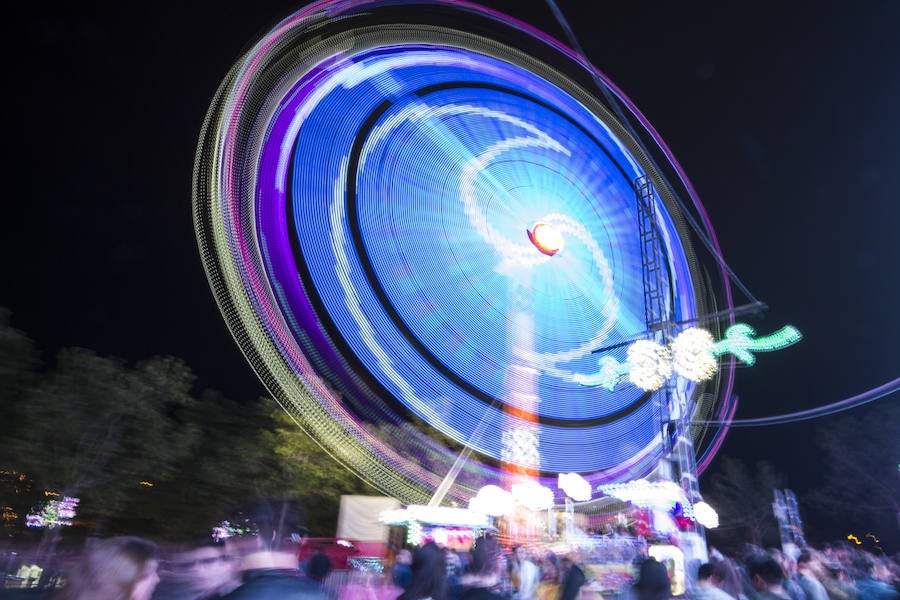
[5,1,899,545]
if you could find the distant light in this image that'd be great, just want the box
[693,501,719,529]
[139,481,154,487]
[558,473,591,502]
[527,222,563,256]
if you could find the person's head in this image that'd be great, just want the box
[56,536,159,600]
[402,542,446,600]
[468,534,502,577]
[242,497,306,552]
[746,553,785,591]
[179,543,238,597]
[697,563,718,584]
[634,558,671,600]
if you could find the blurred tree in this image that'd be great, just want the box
[811,402,900,549]
[260,405,375,536]
[122,389,279,539]
[703,455,784,549]
[0,309,42,535]
[0,308,40,446]
[5,348,199,538]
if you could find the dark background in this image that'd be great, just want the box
[4,1,899,547]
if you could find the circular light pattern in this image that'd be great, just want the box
[193,0,730,504]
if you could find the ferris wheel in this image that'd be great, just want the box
[193,0,792,506]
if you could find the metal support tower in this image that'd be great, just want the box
[634,176,702,503]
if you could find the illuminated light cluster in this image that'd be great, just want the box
[627,340,672,391]
[671,328,716,382]
[211,519,257,542]
[577,324,802,392]
[712,324,802,366]
[380,505,493,529]
[527,222,564,256]
[407,521,423,546]
[558,472,592,502]
[501,429,540,469]
[511,480,555,511]
[693,501,719,529]
[598,480,689,512]
[469,485,515,517]
[26,496,79,529]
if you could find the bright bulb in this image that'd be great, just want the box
[693,501,719,528]
[671,328,717,382]
[527,222,563,256]
[627,340,672,391]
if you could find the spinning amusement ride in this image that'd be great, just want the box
[192,0,802,549]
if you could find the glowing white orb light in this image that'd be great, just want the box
[627,340,672,391]
[511,480,555,511]
[693,501,720,529]
[469,484,516,517]
[527,222,564,256]
[671,328,717,382]
[558,472,592,502]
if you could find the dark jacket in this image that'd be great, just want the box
[221,569,327,600]
[559,563,586,600]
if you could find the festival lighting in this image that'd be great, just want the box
[627,340,672,391]
[501,429,540,469]
[598,480,689,512]
[511,481,555,511]
[671,328,717,382]
[26,496,79,529]
[211,519,257,542]
[379,505,492,529]
[692,501,719,529]
[577,324,802,392]
[469,485,515,517]
[711,324,802,366]
[527,222,564,256]
[558,473,592,502]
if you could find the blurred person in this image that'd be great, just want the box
[630,558,671,600]
[393,548,413,589]
[797,551,829,600]
[220,498,326,600]
[746,553,791,600]
[696,563,737,600]
[52,536,160,600]
[397,542,447,600]
[810,557,856,600]
[305,547,332,584]
[557,553,585,600]
[155,542,240,600]
[536,553,559,600]
[452,534,507,600]
[854,554,899,600]
[769,549,807,600]
[516,547,540,600]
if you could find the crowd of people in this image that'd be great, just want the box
[2,528,899,600]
